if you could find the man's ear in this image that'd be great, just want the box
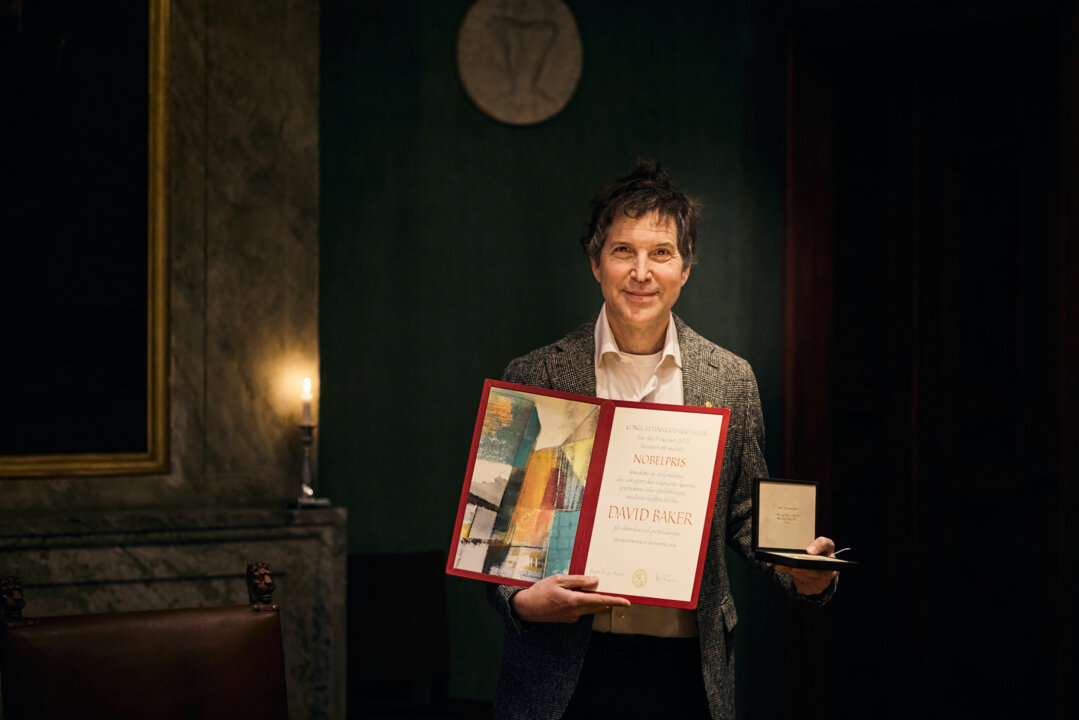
[591,257,602,283]
[680,263,691,287]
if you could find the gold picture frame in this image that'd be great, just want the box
[0,0,170,478]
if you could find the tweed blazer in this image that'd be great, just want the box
[487,314,832,720]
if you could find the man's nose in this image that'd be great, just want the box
[630,252,651,281]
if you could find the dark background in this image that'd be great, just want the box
[782,4,1075,718]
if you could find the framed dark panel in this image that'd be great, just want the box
[0,0,169,477]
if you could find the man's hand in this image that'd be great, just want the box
[774,536,838,596]
[511,574,632,623]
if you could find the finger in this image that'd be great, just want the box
[570,597,631,619]
[773,564,793,577]
[806,536,836,556]
[578,593,631,608]
[554,574,601,590]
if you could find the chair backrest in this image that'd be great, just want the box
[0,565,287,720]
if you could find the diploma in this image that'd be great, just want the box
[579,406,725,603]
[446,380,730,609]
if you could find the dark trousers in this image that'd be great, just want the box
[561,632,711,719]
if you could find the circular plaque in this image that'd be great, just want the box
[457,0,583,126]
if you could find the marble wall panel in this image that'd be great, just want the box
[168,0,210,495]
[203,0,321,502]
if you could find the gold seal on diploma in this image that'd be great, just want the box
[631,569,648,589]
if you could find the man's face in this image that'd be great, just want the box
[591,210,690,347]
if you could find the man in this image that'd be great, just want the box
[487,160,837,719]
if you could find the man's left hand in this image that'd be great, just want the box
[774,536,838,596]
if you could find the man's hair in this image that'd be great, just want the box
[580,159,701,268]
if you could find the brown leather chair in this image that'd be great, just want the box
[0,563,287,720]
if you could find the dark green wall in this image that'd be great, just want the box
[320,0,789,707]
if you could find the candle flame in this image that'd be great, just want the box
[302,377,313,399]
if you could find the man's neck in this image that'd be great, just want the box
[607,314,670,355]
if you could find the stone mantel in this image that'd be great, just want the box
[1,506,346,720]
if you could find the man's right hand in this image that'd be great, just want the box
[511,574,632,623]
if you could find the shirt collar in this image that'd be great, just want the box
[594,303,682,370]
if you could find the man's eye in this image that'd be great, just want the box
[612,246,632,255]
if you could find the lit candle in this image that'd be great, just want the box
[301,377,313,425]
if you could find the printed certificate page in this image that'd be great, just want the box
[583,405,726,605]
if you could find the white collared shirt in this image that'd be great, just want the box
[591,304,698,638]
[594,303,683,405]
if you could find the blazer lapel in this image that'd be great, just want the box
[677,316,707,407]
[676,315,725,408]
[548,322,597,396]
